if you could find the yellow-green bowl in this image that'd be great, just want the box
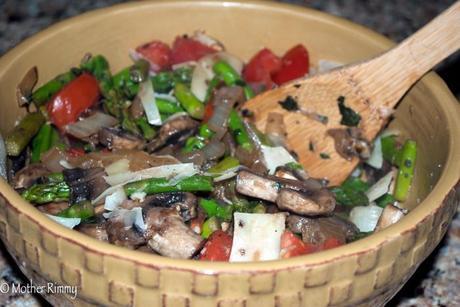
[0,1,458,306]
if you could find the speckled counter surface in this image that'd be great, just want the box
[0,1,458,306]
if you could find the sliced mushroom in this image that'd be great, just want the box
[143,192,197,222]
[63,167,108,203]
[105,213,146,249]
[327,127,372,160]
[276,188,335,216]
[77,221,109,242]
[16,66,38,107]
[146,115,198,152]
[12,163,50,189]
[286,215,359,245]
[143,207,203,259]
[236,170,279,202]
[99,127,144,150]
[375,204,405,232]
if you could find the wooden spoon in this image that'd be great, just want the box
[243,2,460,186]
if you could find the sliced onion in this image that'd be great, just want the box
[191,63,210,102]
[212,166,241,182]
[193,30,225,51]
[103,163,198,186]
[216,51,244,74]
[103,207,146,232]
[46,215,81,229]
[207,104,233,139]
[172,61,197,70]
[366,170,396,202]
[202,140,226,161]
[366,136,383,169]
[104,187,127,211]
[138,80,162,126]
[349,204,383,232]
[105,158,130,176]
[65,112,118,139]
[154,92,178,103]
[261,145,297,175]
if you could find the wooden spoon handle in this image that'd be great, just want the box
[356,1,460,108]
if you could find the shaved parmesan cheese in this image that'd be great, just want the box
[191,63,210,101]
[46,215,81,229]
[105,158,130,176]
[366,170,396,202]
[130,191,147,202]
[230,213,286,262]
[104,187,127,211]
[139,80,162,126]
[261,145,297,175]
[103,207,146,232]
[366,136,383,169]
[212,166,240,182]
[104,163,198,186]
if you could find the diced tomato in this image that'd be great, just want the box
[272,44,309,85]
[242,48,282,90]
[280,230,316,258]
[202,103,214,123]
[66,148,85,157]
[135,40,172,72]
[47,73,100,129]
[170,36,217,65]
[199,230,233,261]
[320,237,343,250]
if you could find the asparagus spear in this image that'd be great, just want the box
[135,116,156,140]
[174,83,205,119]
[155,98,184,115]
[124,175,213,196]
[5,112,46,156]
[212,60,255,100]
[32,70,77,106]
[150,66,193,93]
[228,109,253,151]
[113,59,150,99]
[207,156,239,174]
[57,201,94,220]
[199,198,233,221]
[22,181,70,204]
[201,216,221,239]
[394,140,417,202]
[31,123,53,162]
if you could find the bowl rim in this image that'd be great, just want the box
[0,0,459,273]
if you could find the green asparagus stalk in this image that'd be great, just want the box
[204,75,222,102]
[155,98,184,115]
[31,123,53,162]
[22,181,70,204]
[199,124,214,139]
[228,109,253,151]
[212,60,255,100]
[182,136,206,153]
[124,175,213,196]
[47,172,65,183]
[207,156,239,174]
[57,201,94,220]
[394,140,417,202]
[113,59,150,99]
[150,66,193,93]
[199,198,233,221]
[32,70,77,106]
[5,112,46,156]
[174,83,205,119]
[135,116,156,140]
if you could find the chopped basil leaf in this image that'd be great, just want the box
[338,96,361,127]
[320,152,330,159]
[279,96,299,111]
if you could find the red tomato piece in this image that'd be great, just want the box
[199,230,233,261]
[280,230,316,259]
[320,237,343,251]
[47,73,100,129]
[242,48,282,90]
[202,102,214,123]
[135,40,172,72]
[272,44,309,85]
[170,36,217,65]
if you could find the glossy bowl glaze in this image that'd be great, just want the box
[0,1,458,306]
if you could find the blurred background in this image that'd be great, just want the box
[0,0,458,306]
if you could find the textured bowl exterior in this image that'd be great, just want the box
[0,1,459,306]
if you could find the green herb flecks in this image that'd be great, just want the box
[338,96,361,127]
[278,96,299,111]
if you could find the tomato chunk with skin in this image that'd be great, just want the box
[199,230,233,261]
[320,237,343,250]
[280,230,316,258]
[47,73,100,130]
[135,40,172,71]
[272,44,309,85]
[243,48,282,90]
[170,36,217,65]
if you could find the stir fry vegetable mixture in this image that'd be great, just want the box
[6,32,416,261]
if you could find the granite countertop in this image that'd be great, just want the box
[0,0,458,306]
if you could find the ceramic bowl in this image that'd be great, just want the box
[0,1,458,306]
